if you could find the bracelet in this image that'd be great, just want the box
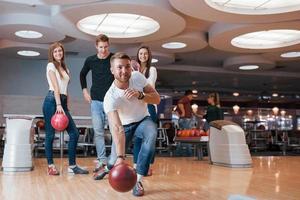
[56,104,61,106]
[117,155,125,160]
[137,91,145,100]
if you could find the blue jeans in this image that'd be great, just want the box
[108,116,157,176]
[42,91,79,165]
[133,104,157,165]
[178,118,193,129]
[91,100,107,163]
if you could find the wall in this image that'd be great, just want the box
[0,56,91,98]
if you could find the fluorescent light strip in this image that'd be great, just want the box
[281,52,300,58]
[162,42,186,49]
[17,50,40,57]
[239,65,259,70]
[15,30,43,39]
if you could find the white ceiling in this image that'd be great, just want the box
[0,0,300,103]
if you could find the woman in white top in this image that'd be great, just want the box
[132,46,158,176]
[42,42,88,175]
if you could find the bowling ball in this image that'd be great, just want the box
[109,163,137,193]
[36,120,45,129]
[51,113,69,131]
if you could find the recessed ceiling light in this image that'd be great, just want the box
[15,30,43,39]
[272,93,278,97]
[17,50,40,57]
[231,29,300,49]
[205,0,300,15]
[280,51,300,58]
[77,13,160,38]
[233,92,239,97]
[162,42,186,49]
[151,58,158,63]
[239,65,259,70]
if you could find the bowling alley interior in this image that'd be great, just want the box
[1,0,300,200]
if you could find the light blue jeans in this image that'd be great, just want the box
[178,118,193,129]
[108,116,157,176]
[91,100,107,164]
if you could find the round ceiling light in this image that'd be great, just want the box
[205,0,300,15]
[77,13,160,38]
[162,42,186,49]
[233,92,239,97]
[151,58,158,63]
[15,30,43,39]
[231,29,300,49]
[17,50,40,57]
[239,65,259,70]
[280,51,300,58]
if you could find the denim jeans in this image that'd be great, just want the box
[133,104,157,165]
[108,116,157,176]
[42,91,79,165]
[91,100,107,163]
[178,118,193,129]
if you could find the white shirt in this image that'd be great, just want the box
[46,62,69,95]
[104,71,149,125]
[147,66,157,88]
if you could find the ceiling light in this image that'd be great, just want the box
[192,89,198,94]
[233,92,239,97]
[280,52,300,58]
[77,13,160,38]
[151,58,158,63]
[205,0,300,15]
[272,93,278,97]
[272,107,279,115]
[231,29,300,49]
[15,30,43,39]
[17,50,40,57]
[239,65,259,70]
[233,105,240,114]
[162,42,186,49]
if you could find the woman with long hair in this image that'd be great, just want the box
[132,46,157,176]
[42,42,89,175]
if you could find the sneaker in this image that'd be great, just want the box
[93,160,106,173]
[68,166,89,174]
[93,165,109,180]
[47,165,59,176]
[132,181,144,197]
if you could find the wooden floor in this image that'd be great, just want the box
[0,156,300,200]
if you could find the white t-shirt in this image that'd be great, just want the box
[104,71,149,125]
[147,66,157,89]
[46,62,69,95]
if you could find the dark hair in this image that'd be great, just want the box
[185,90,193,96]
[48,42,68,78]
[136,46,152,78]
[110,52,131,66]
[208,92,220,106]
[95,34,109,45]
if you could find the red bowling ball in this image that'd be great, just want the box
[108,163,137,193]
[51,113,69,131]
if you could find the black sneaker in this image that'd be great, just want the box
[93,165,109,180]
[132,181,144,197]
[68,166,89,174]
